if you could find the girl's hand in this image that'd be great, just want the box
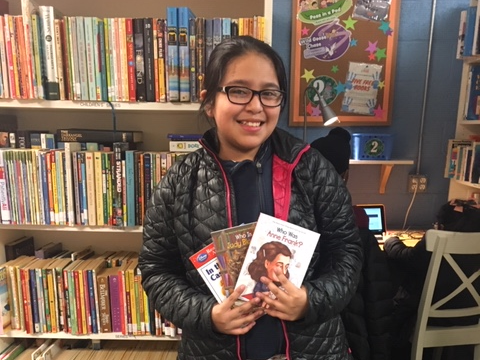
[255,268,308,321]
[211,285,265,335]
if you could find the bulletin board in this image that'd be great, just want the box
[290,0,401,127]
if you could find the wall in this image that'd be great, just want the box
[273,0,468,229]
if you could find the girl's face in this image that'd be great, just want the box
[205,52,281,161]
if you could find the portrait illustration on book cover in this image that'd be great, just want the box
[236,213,320,303]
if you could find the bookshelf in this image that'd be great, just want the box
[448,55,480,200]
[0,0,273,352]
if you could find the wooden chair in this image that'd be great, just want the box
[411,229,480,360]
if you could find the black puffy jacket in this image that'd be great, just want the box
[139,128,362,360]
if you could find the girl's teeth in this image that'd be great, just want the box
[241,121,261,127]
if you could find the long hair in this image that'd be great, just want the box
[247,241,292,282]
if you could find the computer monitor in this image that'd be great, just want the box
[355,204,387,238]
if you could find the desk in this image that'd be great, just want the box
[379,230,424,249]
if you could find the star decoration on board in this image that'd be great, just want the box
[331,65,339,73]
[365,41,378,54]
[373,105,384,118]
[385,28,393,36]
[379,21,391,34]
[378,80,385,89]
[335,82,346,94]
[301,26,310,36]
[301,69,315,83]
[375,48,387,61]
[311,105,322,116]
[368,53,376,61]
[343,16,357,30]
[350,38,358,47]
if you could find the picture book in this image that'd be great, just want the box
[210,222,256,297]
[236,213,320,302]
[189,243,225,303]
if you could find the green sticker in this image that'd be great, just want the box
[364,138,384,156]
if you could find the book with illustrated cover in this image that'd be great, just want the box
[189,243,225,304]
[236,213,320,302]
[210,222,256,297]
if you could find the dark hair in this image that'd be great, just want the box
[247,241,292,282]
[310,127,351,175]
[435,200,480,232]
[199,36,288,118]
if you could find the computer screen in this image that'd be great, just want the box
[355,204,387,235]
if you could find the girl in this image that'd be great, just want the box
[139,36,362,360]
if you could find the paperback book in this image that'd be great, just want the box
[236,213,320,302]
[189,243,225,303]
[211,222,256,297]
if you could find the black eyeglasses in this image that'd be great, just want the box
[217,86,285,107]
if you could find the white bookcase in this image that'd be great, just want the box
[0,0,273,349]
[448,57,480,200]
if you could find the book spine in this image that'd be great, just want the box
[113,142,128,227]
[0,150,10,224]
[54,19,65,100]
[195,17,205,101]
[157,18,166,102]
[84,17,96,101]
[39,6,60,100]
[56,129,142,143]
[75,16,89,100]
[0,16,9,99]
[152,19,159,102]
[97,271,111,333]
[4,15,17,99]
[108,273,122,332]
[94,151,104,226]
[166,7,179,101]
[85,151,96,226]
[97,19,108,101]
[125,18,136,102]
[119,18,128,102]
[143,17,155,102]
[92,18,102,101]
[125,150,136,227]
[133,18,146,101]
[189,17,197,102]
[178,8,192,102]
[205,18,213,64]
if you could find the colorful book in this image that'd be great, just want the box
[166,7,179,101]
[210,222,256,297]
[236,213,320,302]
[178,7,195,102]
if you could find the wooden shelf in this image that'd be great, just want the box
[0,225,142,232]
[458,120,480,125]
[454,180,480,190]
[0,99,200,112]
[350,159,414,194]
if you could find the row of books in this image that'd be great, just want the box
[0,146,190,227]
[444,138,480,184]
[1,246,181,337]
[456,0,480,59]
[0,339,178,360]
[0,1,266,103]
[2,128,143,150]
[463,63,480,121]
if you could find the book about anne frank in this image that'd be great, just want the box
[211,222,256,297]
[236,213,320,302]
